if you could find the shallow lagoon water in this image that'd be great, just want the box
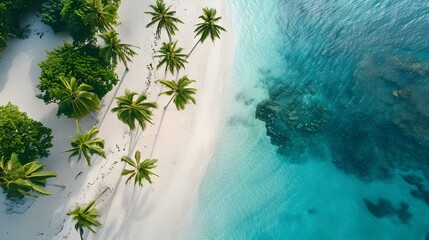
[188,0,429,239]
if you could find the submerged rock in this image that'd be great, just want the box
[307,208,317,214]
[364,198,412,224]
[402,174,424,189]
[364,198,396,218]
[410,189,429,207]
[255,82,329,158]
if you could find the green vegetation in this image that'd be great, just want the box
[68,200,101,240]
[59,0,120,44]
[121,150,158,187]
[82,0,119,33]
[0,153,56,199]
[159,75,197,110]
[41,0,66,33]
[155,41,188,76]
[189,7,226,56]
[37,42,118,109]
[58,76,100,119]
[60,0,93,43]
[0,103,53,163]
[145,0,183,42]
[0,0,44,53]
[99,30,138,70]
[111,90,157,131]
[195,7,226,43]
[66,124,105,166]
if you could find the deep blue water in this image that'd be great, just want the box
[188,1,429,239]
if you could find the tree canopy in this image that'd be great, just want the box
[111,90,157,131]
[41,0,66,33]
[195,7,226,43]
[68,200,101,240]
[37,42,119,108]
[0,103,53,163]
[99,30,138,69]
[121,150,158,187]
[0,153,56,199]
[61,0,95,43]
[159,75,197,110]
[66,125,105,166]
[57,76,100,119]
[145,0,183,42]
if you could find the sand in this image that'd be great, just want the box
[0,0,232,239]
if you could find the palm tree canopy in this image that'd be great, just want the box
[195,7,226,43]
[99,30,139,69]
[65,125,105,166]
[159,75,197,110]
[111,90,157,130]
[154,41,188,75]
[121,150,158,187]
[0,153,57,199]
[58,76,100,120]
[145,0,184,40]
[68,200,101,240]
[81,0,119,32]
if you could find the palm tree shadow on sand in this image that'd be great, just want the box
[98,70,128,128]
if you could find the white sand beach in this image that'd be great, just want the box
[0,0,232,239]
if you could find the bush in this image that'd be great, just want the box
[0,3,7,53]
[0,103,53,163]
[41,0,66,33]
[61,0,94,43]
[37,42,118,116]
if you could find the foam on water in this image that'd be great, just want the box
[187,0,429,239]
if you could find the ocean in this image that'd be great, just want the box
[187,0,429,239]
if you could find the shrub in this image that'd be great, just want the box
[61,0,94,43]
[0,103,53,163]
[41,0,66,33]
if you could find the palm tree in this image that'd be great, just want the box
[145,0,184,42]
[58,76,100,120]
[121,150,158,187]
[190,7,226,56]
[99,30,139,70]
[65,123,105,166]
[159,75,197,110]
[67,200,101,240]
[111,90,157,131]
[0,153,57,199]
[154,41,188,77]
[82,0,119,32]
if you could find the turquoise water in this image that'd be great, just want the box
[188,0,429,239]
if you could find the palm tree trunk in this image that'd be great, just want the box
[156,69,168,102]
[175,69,180,81]
[168,33,172,43]
[187,41,200,58]
[164,94,175,110]
[75,119,81,134]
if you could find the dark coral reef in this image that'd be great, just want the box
[256,53,429,181]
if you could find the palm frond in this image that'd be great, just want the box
[159,76,197,110]
[121,150,158,187]
[112,90,157,130]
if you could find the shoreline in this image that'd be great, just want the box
[0,0,233,239]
